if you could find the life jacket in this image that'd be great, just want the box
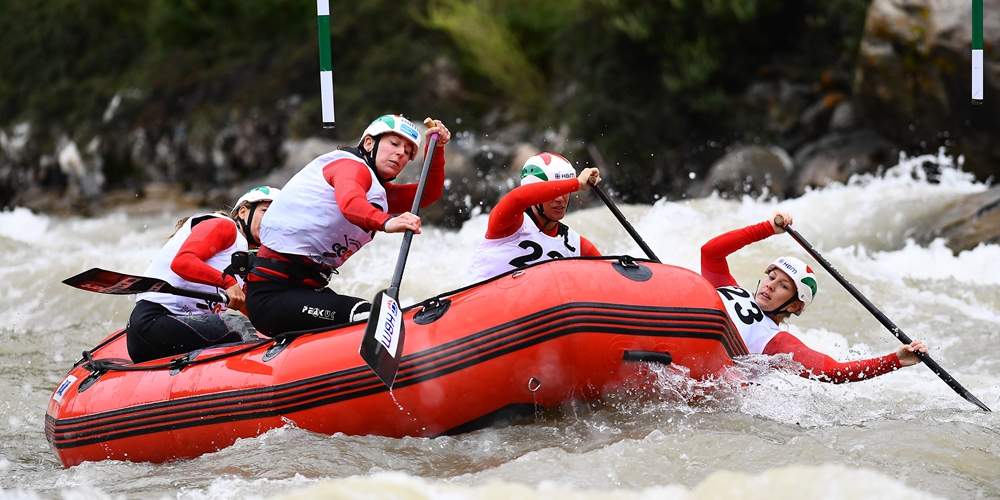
[259,149,388,271]
[715,285,782,354]
[465,210,582,285]
[137,214,247,315]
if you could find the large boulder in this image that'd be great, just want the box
[790,129,900,196]
[854,0,1000,181]
[914,185,1000,253]
[695,145,792,199]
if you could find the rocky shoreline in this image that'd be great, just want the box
[2,0,998,252]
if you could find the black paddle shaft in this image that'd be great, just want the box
[777,217,990,411]
[592,184,660,263]
[386,131,440,298]
[360,121,441,388]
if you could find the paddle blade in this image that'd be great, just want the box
[62,267,227,303]
[962,391,992,412]
[360,290,405,388]
[63,268,172,295]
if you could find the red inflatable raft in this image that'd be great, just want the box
[45,256,748,466]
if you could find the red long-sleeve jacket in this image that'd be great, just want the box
[701,221,901,383]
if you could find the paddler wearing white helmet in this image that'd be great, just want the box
[357,114,423,182]
[231,185,281,248]
[700,210,928,383]
[124,186,281,363]
[464,152,603,285]
[244,114,451,336]
[758,255,817,316]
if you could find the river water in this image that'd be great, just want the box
[2,151,998,499]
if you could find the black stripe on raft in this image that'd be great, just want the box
[46,303,744,449]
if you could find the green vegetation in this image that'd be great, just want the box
[0,0,872,202]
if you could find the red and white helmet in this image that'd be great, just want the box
[765,256,818,313]
[519,153,576,186]
[358,114,422,160]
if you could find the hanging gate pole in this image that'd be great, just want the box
[973,0,984,105]
[317,0,336,127]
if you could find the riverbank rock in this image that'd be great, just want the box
[790,129,899,196]
[854,0,1000,181]
[914,185,1000,253]
[695,146,792,199]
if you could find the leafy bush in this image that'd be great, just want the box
[0,0,871,200]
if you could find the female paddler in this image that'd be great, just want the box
[701,210,928,383]
[465,152,602,285]
[126,186,279,362]
[245,114,451,335]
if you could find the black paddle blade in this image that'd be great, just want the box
[360,290,406,388]
[962,392,992,412]
[62,267,227,303]
[781,225,991,412]
[63,268,174,295]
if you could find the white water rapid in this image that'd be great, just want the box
[1,152,998,499]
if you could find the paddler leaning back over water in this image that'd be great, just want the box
[244,114,451,336]
[701,210,929,383]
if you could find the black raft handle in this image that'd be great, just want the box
[622,350,672,366]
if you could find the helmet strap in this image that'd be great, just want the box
[361,136,395,183]
[765,296,799,316]
[527,205,557,233]
[237,203,259,247]
[755,280,799,317]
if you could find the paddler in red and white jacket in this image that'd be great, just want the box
[245,114,451,335]
[465,152,602,285]
[125,186,279,363]
[701,210,928,383]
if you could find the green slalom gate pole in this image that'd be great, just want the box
[317,0,336,127]
[973,0,983,105]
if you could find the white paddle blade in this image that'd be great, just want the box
[374,292,403,358]
[360,290,406,388]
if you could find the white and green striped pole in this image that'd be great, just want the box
[973,0,984,104]
[317,0,336,127]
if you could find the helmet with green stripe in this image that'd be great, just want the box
[358,114,422,160]
[231,186,281,217]
[232,185,280,247]
[519,153,576,186]
[765,256,818,314]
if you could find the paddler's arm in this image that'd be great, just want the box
[486,179,580,239]
[172,218,244,309]
[763,332,925,383]
[701,219,777,288]
[325,158,395,232]
[580,236,601,256]
[383,120,451,214]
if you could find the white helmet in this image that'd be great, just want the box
[358,114,422,160]
[231,186,280,217]
[764,256,818,313]
[519,153,576,186]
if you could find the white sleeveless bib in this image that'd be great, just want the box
[465,216,582,285]
[716,285,782,354]
[260,150,388,269]
[137,214,247,315]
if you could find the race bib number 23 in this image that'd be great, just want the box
[717,286,764,326]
